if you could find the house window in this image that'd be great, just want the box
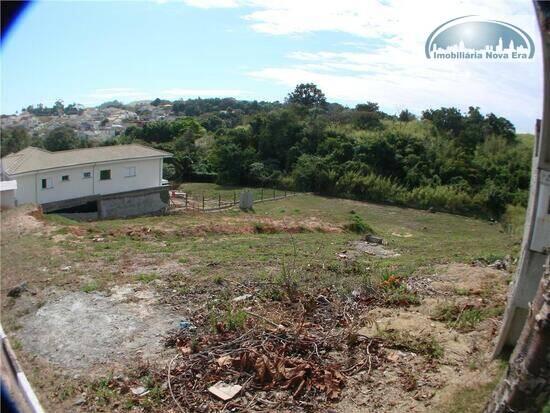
[83,172,91,179]
[124,166,136,177]
[61,175,70,182]
[100,169,111,180]
[41,178,53,189]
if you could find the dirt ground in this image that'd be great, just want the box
[16,283,178,371]
[335,263,508,412]
[0,204,512,412]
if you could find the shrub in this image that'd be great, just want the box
[344,213,374,234]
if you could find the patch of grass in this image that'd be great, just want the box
[136,273,158,283]
[43,214,79,225]
[11,337,22,350]
[178,257,189,264]
[89,375,116,406]
[432,303,504,332]
[383,286,421,306]
[81,281,99,293]
[380,329,443,359]
[454,287,471,296]
[209,306,248,332]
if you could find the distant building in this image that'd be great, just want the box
[0,144,172,219]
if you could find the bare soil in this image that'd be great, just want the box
[16,283,178,372]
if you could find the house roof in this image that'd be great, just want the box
[0,144,172,176]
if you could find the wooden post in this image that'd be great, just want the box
[185,193,188,209]
[273,188,275,198]
[218,193,221,208]
[261,188,263,201]
[233,192,236,205]
[202,194,205,211]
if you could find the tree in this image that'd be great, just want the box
[354,103,383,130]
[0,127,30,157]
[398,109,416,122]
[43,126,79,151]
[286,83,327,108]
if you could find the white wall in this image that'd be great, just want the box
[13,174,37,205]
[93,158,162,196]
[36,165,94,204]
[13,157,163,205]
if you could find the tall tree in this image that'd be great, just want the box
[286,83,327,108]
[43,126,79,151]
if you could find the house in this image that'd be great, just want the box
[0,144,172,219]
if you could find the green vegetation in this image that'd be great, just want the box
[136,273,158,284]
[432,302,504,332]
[344,212,374,234]
[3,84,532,219]
[81,281,99,293]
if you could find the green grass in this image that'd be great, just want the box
[81,281,99,293]
[179,182,292,209]
[432,303,504,332]
[1,189,517,306]
[136,273,158,283]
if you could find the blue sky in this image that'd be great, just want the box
[0,0,543,132]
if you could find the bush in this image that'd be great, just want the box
[344,213,375,234]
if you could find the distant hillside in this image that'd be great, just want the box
[0,84,533,219]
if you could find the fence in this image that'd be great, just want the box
[170,188,296,212]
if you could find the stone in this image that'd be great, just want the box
[130,386,149,396]
[365,235,384,244]
[7,282,28,298]
[232,294,252,302]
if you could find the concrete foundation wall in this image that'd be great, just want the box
[98,187,169,219]
[0,190,16,209]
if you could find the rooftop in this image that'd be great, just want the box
[0,144,172,176]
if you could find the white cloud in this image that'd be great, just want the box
[183,0,240,9]
[182,0,542,131]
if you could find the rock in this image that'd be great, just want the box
[489,260,507,270]
[7,282,28,298]
[365,235,383,244]
[130,386,149,396]
[61,266,72,271]
[73,397,86,406]
[232,294,252,302]
[208,381,242,401]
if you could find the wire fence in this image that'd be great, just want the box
[169,187,297,212]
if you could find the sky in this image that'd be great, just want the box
[0,0,543,132]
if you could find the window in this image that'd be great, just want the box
[100,169,111,180]
[124,166,136,177]
[41,178,53,189]
[83,172,91,179]
[61,175,70,182]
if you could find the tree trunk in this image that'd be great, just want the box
[485,254,550,412]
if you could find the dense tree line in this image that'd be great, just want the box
[1,84,532,218]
